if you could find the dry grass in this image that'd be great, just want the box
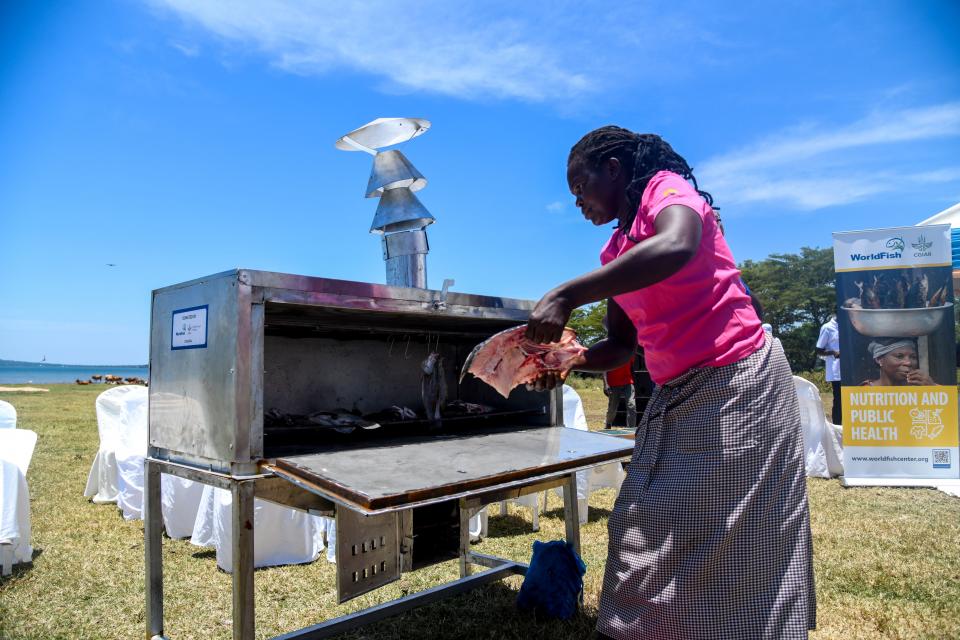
[1,384,958,639]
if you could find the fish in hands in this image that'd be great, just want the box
[460,326,587,398]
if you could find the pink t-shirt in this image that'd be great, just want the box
[600,171,763,384]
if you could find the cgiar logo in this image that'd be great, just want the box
[911,235,933,252]
[886,237,905,252]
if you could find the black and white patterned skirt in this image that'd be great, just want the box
[597,336,816,639]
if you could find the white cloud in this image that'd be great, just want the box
[546,201,565,212]
[907,167,960,184]
[698,103,960,211]
[170,41,200,57]
[149,0,599,101]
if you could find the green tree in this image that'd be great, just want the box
[739,246,836,371]
[568,299,608,346]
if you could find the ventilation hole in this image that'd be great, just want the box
[351,544,357,556]
[362,542,367,553]
[352,571,358,583]
[362,568,367,578]
[371,563,377,575]
[380,536,386,546]
[371,538,377,550]
[380,560,386,572]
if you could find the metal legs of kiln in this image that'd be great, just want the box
[144,462,582,640]
[457,472,580,579]
[144,459,258,640]
[145,460,164,640]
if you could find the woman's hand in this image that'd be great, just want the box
[906,369,935,385]
[526,353,588,392]
[525,288,574,344]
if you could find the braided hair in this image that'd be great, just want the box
[568,126,716,238]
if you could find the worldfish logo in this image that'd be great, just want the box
[850,251,902,261]
[886,237,905,251]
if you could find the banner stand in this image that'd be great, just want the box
[832,224,959,487]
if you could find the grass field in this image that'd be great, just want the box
[1,383,959,640]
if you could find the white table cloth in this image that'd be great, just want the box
[190,485,327,573]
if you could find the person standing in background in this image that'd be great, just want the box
[815,315,842,425]
[604,356,636,430]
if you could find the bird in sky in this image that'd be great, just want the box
[106,263,117,267]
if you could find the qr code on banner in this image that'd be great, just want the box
[933,449,951,469]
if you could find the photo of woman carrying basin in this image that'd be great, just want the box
[835,265,956,388]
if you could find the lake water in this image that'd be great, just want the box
[0,363,149,384]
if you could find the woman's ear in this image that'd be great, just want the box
[605,156,622,180]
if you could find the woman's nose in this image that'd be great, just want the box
[575,196,584,209]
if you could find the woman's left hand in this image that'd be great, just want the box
[525,288,574,344]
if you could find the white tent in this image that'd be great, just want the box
[918,202,960,227]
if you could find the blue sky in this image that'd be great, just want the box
[1,0,959,364]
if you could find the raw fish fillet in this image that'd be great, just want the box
[460,326,586,398]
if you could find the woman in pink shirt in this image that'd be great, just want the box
[526,126,814,639]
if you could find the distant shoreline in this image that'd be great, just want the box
[0,358,148,369]
[0,361,149,384]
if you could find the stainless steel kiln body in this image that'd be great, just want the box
[145,269,632,640]
[149,268,547,474]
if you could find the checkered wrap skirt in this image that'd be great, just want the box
[597,337,816,639]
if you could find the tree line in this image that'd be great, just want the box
[568,246,836,373]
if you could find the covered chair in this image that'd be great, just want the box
[470,385,624,538]
[543,385,625,524]
[84,385,203,535]
[84,385,146,505]
[160,475,206,539]
[793,376,844,478]
[190,485,327,573]
[0,429,36,477]
[106,386,150,520]
[0,429,38,575]
[0,400,16,429]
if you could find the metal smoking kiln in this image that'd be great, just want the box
[144,119,632,640]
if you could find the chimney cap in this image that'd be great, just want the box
[336,118,430,152]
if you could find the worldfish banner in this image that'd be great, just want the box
[833,224,958,483]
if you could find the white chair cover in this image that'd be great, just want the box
[0,429,37,477]
[83,385,203,533]
[0,400,16,429]
[555,385,624,523]
[160,475,206,539]
[472,385,625,537]
[0,430,37,574]
[0,460,32,573]
[84,385,147,505]
[320,516,336,563]
[793,376,844,478]
[190,485,326,573]
[109,387,150,520]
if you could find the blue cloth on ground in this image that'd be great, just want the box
[516,540,586,620]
